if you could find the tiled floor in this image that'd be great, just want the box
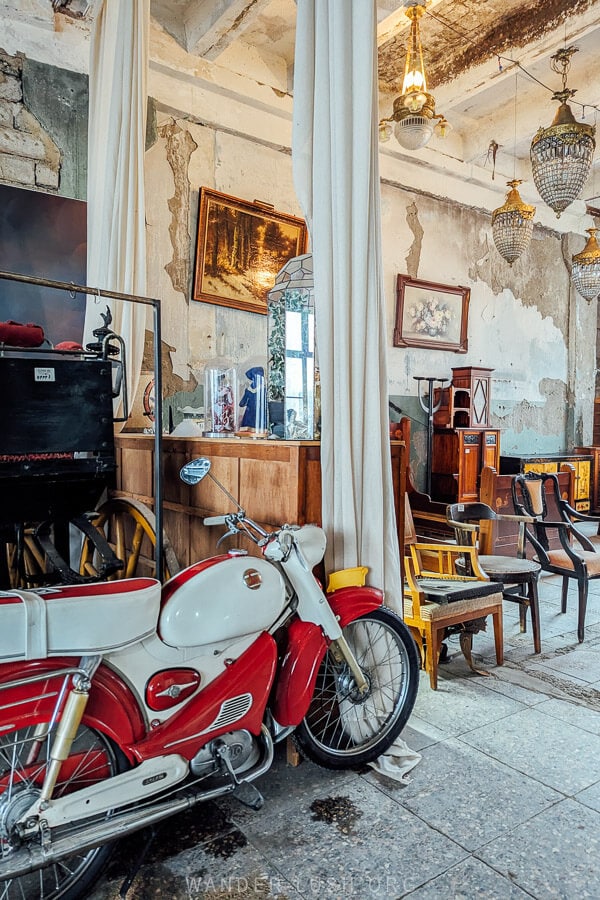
[89,558,600,899]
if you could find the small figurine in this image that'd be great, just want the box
[213,373,235,433]
[239,366,267,432]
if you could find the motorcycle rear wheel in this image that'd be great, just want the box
[0,721,127,899]
[294,607,419,769]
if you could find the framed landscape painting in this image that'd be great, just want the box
[394,274,470,353]
[193,188,308,314]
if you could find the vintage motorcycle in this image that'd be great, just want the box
[0,457,419,899]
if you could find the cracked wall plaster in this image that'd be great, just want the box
[160,118,197,298]
[404,202,423,279]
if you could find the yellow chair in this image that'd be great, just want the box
[403,542,504,690]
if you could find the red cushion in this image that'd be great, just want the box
[0,320,44,347]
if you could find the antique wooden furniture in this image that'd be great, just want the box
[574,446,600,515]
[431,428,501,503]
[447,502,542,653]
[433,366,494,429]
[479,464,574,557]
[501,452,592,512]
[114,435,407,571]
[430,367,500,504]
[512,471,600,643]
[403,543,504,690]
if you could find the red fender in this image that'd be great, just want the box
[272,586,384,727]
[327,585,384,627]
[0,658,146,764]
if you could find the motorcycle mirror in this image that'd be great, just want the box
[180,457,211,485]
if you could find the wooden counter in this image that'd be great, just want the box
[114,435,406,570]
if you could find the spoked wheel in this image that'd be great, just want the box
[79,497,180,582]
[294,607,419,769]
[0,721,128,899]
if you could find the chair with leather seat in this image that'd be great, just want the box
[446,501,542,654]
[512,472,600,643]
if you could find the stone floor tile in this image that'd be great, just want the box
[460,670,550,706]
[364,737,561,851]
[476,798,600,898]
[412,671,525,737]
[575,781,600,813]
[460,706,600,793]
[533,697,600,734]
[526,645,600,686]
[398,713,449,750]
[242,777,467,898]
[404,856,530,899]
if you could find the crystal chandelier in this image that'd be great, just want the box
[571,228,600,301]
[491,180,536,265]
[378,1,449,151]
[530,47,596,218]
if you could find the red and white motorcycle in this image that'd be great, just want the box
[0,457,419,899]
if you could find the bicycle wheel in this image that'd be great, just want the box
[294,607,419,769]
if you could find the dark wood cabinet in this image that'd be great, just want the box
[431,429,501,503]
[434,366,494,429]
[430,366,499,503]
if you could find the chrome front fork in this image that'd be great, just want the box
[37,656,101,807]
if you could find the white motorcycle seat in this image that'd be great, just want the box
[0,577,161,661]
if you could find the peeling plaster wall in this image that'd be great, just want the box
[382,184,596,467]
[145,107,304,423]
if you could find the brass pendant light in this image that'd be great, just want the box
[571,228,600,301]
[530,47,596,218]
[378,1,449,151]
[492,180,536,265]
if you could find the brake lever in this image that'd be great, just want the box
[216,527,239,548]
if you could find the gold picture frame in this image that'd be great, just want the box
[394,275,470,353]
[193,188,309,314]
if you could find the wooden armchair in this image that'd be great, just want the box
[512,472,600,643]
[403,542,504,690]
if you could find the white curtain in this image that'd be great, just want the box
[293,1,402,610]
[84,0,150,419]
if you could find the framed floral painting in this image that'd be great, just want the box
[393,275,470,353]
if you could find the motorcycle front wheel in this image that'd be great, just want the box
[294,607,419,769]
[0,721,128,900]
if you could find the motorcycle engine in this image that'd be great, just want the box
[190,730,259,777]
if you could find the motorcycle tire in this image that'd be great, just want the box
[0,721,128,900]
[293,606,419,769]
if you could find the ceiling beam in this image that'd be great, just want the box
[184,0,272,60]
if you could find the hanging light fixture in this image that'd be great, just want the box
[571,227,600,300]
[378,1,449,151]
[492,180,536,265]
[530,47,596,218]
[491,76,536,265]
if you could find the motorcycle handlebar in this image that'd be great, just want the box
[203,515,229,527]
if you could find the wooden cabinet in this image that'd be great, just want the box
[431,429,501,503]
[114,435,406,570]
[500,453,592,512]
[434,366,494,429]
